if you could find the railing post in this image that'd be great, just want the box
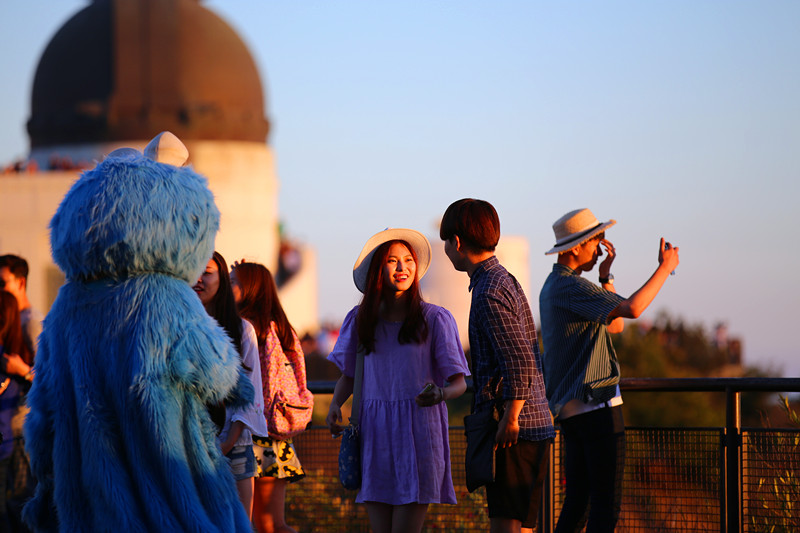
[724,387,742,533]
[540,433,557,533]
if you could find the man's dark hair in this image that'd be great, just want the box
[0,255,29,281]
[439,198,500,253]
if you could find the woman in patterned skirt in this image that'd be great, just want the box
[231,262,307,533]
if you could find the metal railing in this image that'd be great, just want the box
[622,378,800,533]
[286,378,800,533]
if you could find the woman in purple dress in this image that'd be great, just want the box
[326,228,470,533]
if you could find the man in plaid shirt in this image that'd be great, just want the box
[441,198,554,533]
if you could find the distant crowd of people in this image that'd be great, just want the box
[2,197,679,533]
[2,155,90,175]
[0,254,41,532]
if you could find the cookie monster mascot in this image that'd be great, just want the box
[22,133,255,532]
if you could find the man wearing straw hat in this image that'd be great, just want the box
[441,198,555,533]
[539,208,680,532]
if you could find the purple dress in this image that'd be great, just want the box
[328,302,470,505]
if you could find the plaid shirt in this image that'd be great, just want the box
[468,256,555,441]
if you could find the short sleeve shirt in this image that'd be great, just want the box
[468,256,555,441]
[539,263,626,419]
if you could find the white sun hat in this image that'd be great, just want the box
[545,208,616,255]
[352,228,432,293]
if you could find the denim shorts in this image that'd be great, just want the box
[226,445,256,481]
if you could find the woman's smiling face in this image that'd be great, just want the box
[193,258,220,307]
[382,242,416,295]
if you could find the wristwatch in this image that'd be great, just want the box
[599,273,614,285]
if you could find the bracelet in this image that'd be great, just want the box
[24,370,34,382]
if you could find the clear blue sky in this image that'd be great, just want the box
[2,1,799,376]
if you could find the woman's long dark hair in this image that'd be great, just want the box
[233,262,295,352]
[205,251,244,359]
[0,290,30,362]
[356,240,428,354]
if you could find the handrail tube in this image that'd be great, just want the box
[621,377,800,392]
[307,377,800,395]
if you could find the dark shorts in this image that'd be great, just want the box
[486,437,553,527]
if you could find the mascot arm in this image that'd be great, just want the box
[225,365,257,410]
[22,335,59,532]
[169,317,254,408]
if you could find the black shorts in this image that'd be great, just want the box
[486,437,553,527]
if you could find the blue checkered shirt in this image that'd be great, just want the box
[468,256,555,441]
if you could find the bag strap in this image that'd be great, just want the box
[350,346,365,426]
[472,368,504,420]
[284,328,310,391]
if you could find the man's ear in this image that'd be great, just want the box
[568,245,581,257]
[453,235,462,252]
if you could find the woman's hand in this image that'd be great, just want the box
[326,404,345,437]
[328,374,354,436]
[416,374,466,407]
[220,439,234,456]
[220,420,244,456]
[3,353,32,378]
[415,383,443,407]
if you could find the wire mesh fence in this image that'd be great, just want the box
[283,379,800,532]
[742,429,800,533]
[284,425,798,532]
[611,428,722,532]
[286,426,489,533]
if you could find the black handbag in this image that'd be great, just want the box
[338,347,364,490]
[464,404,499,493]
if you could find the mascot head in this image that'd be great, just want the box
[50,132,219,283]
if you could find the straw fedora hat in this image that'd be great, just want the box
[353,228,432,293]
[545,208,616,255]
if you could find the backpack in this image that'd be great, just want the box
[262,323,314,439]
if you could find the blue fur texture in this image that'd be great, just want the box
[23,150,255,532]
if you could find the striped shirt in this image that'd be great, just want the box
[539,263,625,420]
[468,256,555,441]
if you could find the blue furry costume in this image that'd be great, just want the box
[23,135,255,532]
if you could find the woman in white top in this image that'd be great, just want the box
[194,251,270,519]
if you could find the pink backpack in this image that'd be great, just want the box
[262,323,314,439]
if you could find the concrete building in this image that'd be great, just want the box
[0,0,318,334]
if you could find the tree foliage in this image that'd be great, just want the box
[614,311,775,427]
